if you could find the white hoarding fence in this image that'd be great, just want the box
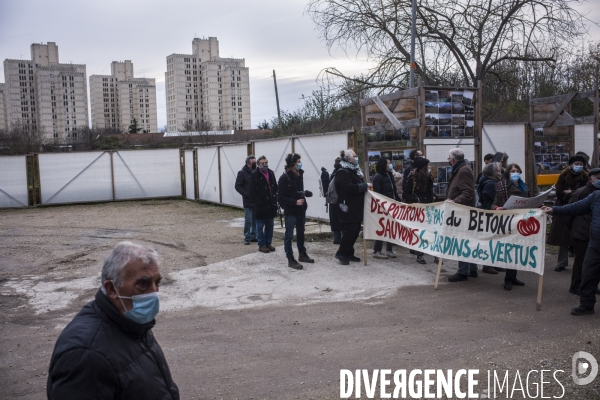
[0,156,29,208]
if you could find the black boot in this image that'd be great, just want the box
[298,251,314,263]
[287,256,303,270]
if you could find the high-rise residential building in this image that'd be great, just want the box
[90,60,158,133]
[165,37,251,132]
[2,42,89,142]
[0,83,7,132]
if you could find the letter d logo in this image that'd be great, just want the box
[572,351,598,385]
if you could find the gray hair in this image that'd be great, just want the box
[100,241,159,293]
[257,155,267,164]
[483,161,500,177]
[449,148,464,161]
[245,155,256,165]
[341,148,355,160]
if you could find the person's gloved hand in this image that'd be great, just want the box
[304,190,313,197]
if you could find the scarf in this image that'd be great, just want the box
[340,160,364,178]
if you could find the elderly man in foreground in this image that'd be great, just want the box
[47,241,179,399]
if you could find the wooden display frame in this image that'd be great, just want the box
[527,86,600,190]
[359,80,483,181]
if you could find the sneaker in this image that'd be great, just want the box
[571,306,594,316]
[511,278,525,286]
[416,255,426,264]
[267,245,276,251]
[335,253,349,265]
[504,281,513,291]
[493,267,506,272]
[434,257,442,264]
[250,238,258,243]
[298,252,314,263]
[258,246,270,253]
[385,250,397,258]
[470,270,478,278]
[373,251,388,259]
[347,255,361,262]
[287,257,303,270]
[448,273,468,282]
[244,239,250,245]
[409,249,418,255]
[555,266,566,272]
[482,266,498,274]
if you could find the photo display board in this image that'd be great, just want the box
[425,90,475,138]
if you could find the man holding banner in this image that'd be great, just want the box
[334,149,372,265]
[544,186,600,315]
[444,148,478,282]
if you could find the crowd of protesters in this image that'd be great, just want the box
[235,147,600,316]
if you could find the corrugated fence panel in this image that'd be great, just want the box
[185,150,195,200]
[254,138,292,178]
[295,133,349,220]
[424,141,475,164]
[39,152,113,204]
[219,144,248,208]
[0,156,28,208]
[575,124,595,161]
[197,147,221,203]
[113,149,181,200]
[483,124,526,181]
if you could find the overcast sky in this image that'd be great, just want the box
[1,0,599,131]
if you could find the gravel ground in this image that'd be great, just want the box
[1,199,599,399]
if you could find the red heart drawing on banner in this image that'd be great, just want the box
[517,217,540,236]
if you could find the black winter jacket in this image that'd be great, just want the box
[249,168,278,220]
[235,165,255,208]
[372,171,399,201]
[553,191,600,249]
[277,169,308,216]
[403,174,434,204]
[47,290,179,400]
[565,183,599,242]
[335,168,368,223]
[477,175,498,210]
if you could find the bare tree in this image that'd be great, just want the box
[306,0,592,91]
[0,122,43,155]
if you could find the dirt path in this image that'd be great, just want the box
[1,200,599,399]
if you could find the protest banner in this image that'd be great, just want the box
[363,191,547,309]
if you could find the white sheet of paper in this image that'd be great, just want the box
[503,187,553,210]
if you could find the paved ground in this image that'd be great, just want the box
[0,199,599,399]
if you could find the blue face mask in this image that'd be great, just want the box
[510,172,521,181]
[115,288,160,325]
[297,162,302,170]
[573,165,584,173]
[388,164,394,171]
[594,180,600,189]
[353,157,359,166]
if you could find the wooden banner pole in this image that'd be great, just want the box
[536,275,544,311]
[434,258,443,290]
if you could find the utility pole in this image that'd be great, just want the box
[409,0,417,88]
[273,70,282,128]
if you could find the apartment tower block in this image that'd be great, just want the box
[89,60,158,133]
[2,42,89,142]
[165,37,250,132]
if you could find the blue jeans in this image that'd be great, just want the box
[244,207,257,241]
[284,214,306,258]
[256,218,274,247]
[458,261,478,276]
